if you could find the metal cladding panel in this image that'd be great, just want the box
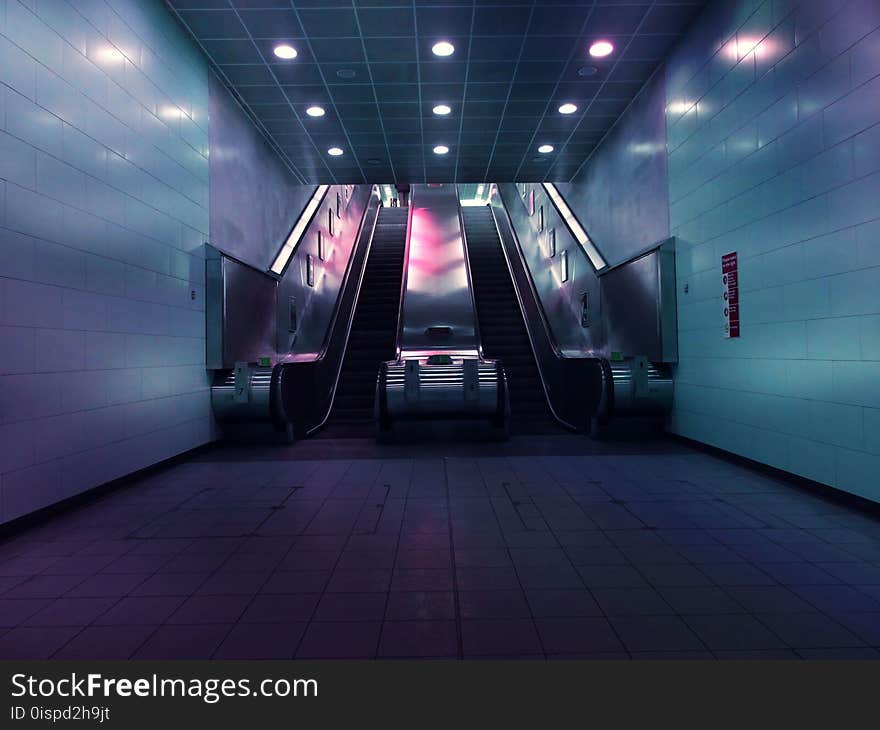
[495,182,601,356]
[399,184,479,353]
[206,246,277,370]
[600,241,678,363]
[276,185,374,358]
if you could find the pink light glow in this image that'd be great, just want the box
[406,208,468,292]
[589,40,614,58]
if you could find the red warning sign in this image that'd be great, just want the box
[722,252,739,338]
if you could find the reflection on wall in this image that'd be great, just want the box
[0,0,212,523]
[557,69,671,265]
[667,0,880,501]
[208,74,313,271]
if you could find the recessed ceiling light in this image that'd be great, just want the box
[366,158,382,165]
[433,145,449,155]
[327,147,344,156]
[532,156,549,162]
[431,41,455,57]
[538,144,554,154]
[577,65,598,77]
[432,104,452,115]
[306,106,325,117]
[273,44,297,60]
[589,40,614,58]
[558,103,578,114]
[336,68,356,79]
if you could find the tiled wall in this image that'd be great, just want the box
[0,0,213,523]
[667,0,880,501]
[557,70,671,266]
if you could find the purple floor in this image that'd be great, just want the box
[1,434,879,659]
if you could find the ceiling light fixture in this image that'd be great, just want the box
[577,65,598,77]
[327,147,344,156]
[306,106,325,117]
[432,104,452,115]
[433,145,449,155]
[538,144,554,154]
[273,44,297,60]
[431,41,455,57]
[558,103,578,114]
[589,40,614,58]
[336,68,356,79]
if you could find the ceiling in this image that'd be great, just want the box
[166,1,708,185]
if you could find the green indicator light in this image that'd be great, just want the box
[610,351,623,362]
[259,357,271,367]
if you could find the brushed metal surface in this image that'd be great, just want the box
[600,240,679,363]
[383,359,502,419]
[211,364,275,423]
[496,182,600,356]
[205,246,277,370]
[398,184,479,355]
[488,187,605,431]
[609,357,673,417]
[498,183,678,364]
[276,184,373,359]
[206,185,373,371]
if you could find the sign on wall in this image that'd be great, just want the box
[722,252,739,338]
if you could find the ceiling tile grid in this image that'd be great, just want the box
[166,0,708,184]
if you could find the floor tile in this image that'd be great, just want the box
[240,594,320,623]
[592,587,675,616]
[94,596,185,625]
[0,626,81,659]
[525,589,603,617]
[214,622,307,659]
[658,587,744,615]
[684,614,789,651]
[577,565,648,588]
[610,616,704,652]
[167,595,251,624]
[53,625,157,659]
[536,618,624,654]
[459,590,530,619]
[314,593,387,621]
[378,621,458,657]
[385,591,456,620]
[757,613,865,649]
[461,619,543,656]
[23,597,117,626]
[133,624,230,659]
[297,621,381,658]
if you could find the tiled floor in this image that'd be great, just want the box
[1,434,879,659]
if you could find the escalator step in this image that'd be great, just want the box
[327,209,408,430]
[463,206,558,434]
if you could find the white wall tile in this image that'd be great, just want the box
[662,0,880,499]
[0,0,211,523]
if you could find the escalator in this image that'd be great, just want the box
[322,206,409,435]
[462,205,560,434]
